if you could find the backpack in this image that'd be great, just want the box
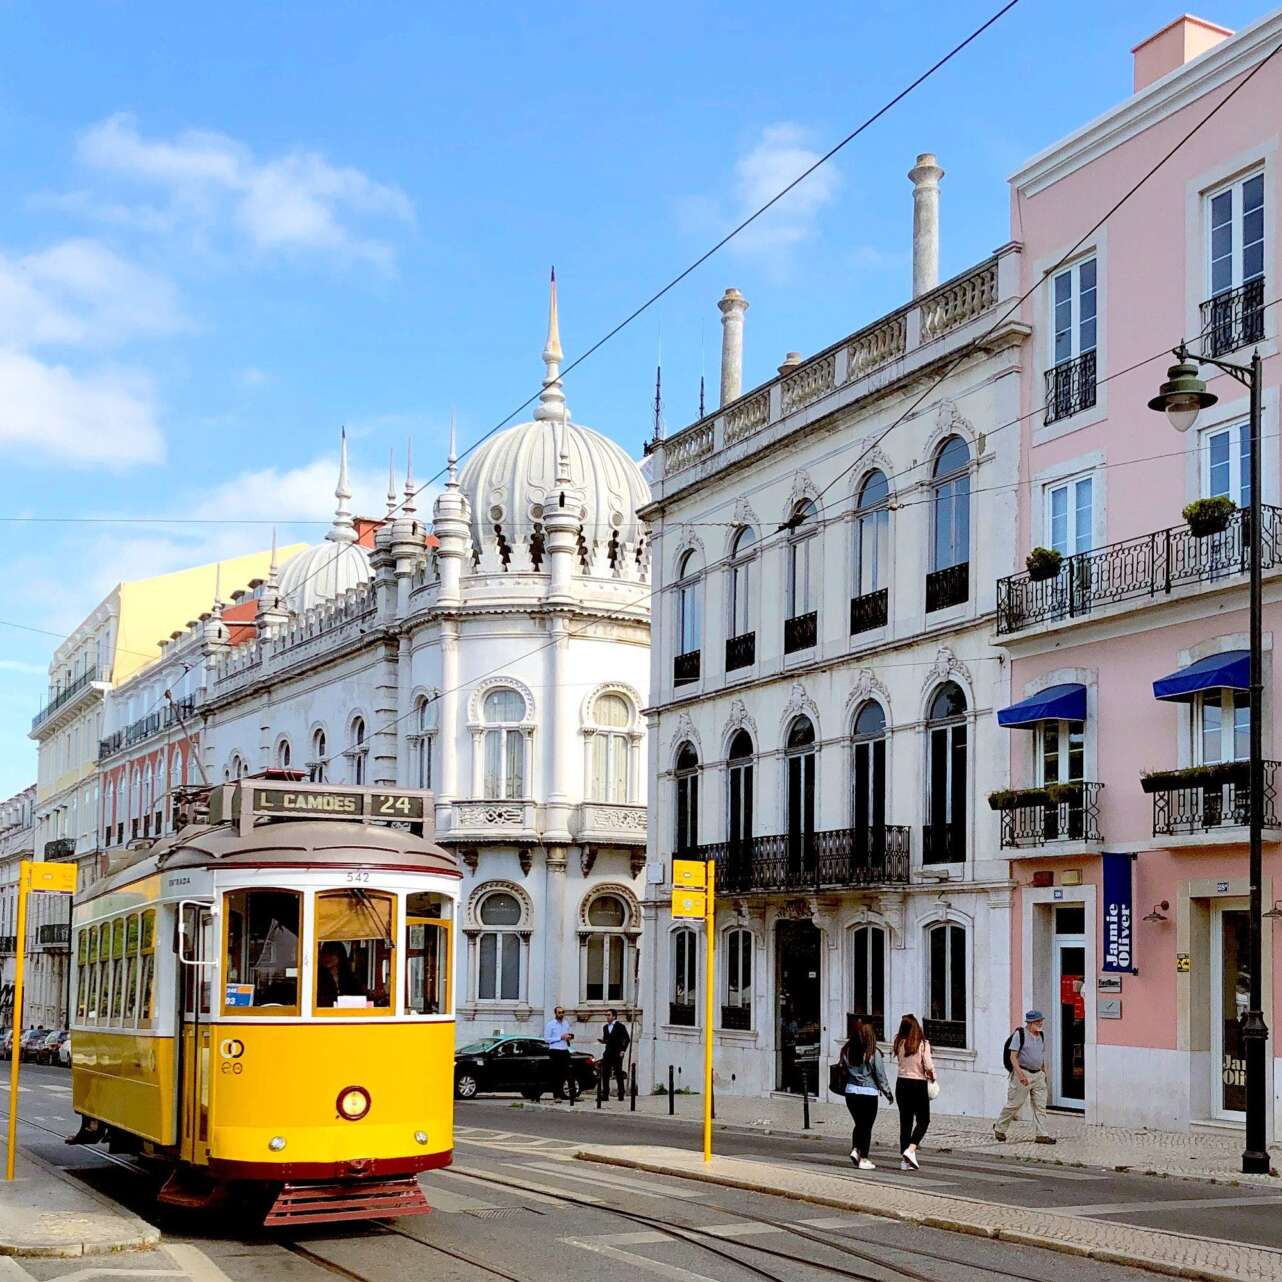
[1002,1027,1025,1074]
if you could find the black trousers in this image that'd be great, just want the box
[599,1054,626,1100]
[895,1078,930,1151]
[549,1048,573,1098]
[844,1092,879,1159]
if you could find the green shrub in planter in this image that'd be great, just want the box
[1182,496,1236,537]
[1139,761,1250,793]
[1045,781,1085,806]
[1025,546,1063,582]
[987,787,1051,811]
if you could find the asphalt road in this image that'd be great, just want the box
[0,1065,1274,1282]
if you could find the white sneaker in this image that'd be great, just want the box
[850,1146,859,1160]
[900,1160,913,1170]
[902,1149,920,1170]
[858,1158,877,1170]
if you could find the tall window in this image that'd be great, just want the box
[723,928,753,1029]
[850,924,886,1040]
[676,550,702,656]
[482,688,527,800]
[728,526,755,639]
[1196,689,1249,764]
[727,730,754,858]
[1046,476,1093,557]
[413,696,437,791]
[589,692,633,802]
[1202,423,1251,508]
[785,715,816,873]
[348,717,366,786]
[1208,171,1264,298]
[853,471,889,598]
[276,739,292,770]
[927,922,967,1046]
[1051,257,1097,366]
[851,701,886,840]
[142,766,153,833]
[476,889,523,1002]
[581,894,630,1003]
[1039,719,1084,784]
[310,728,327,783]
[674,742,699,855]
[931,437,970,571]
[787,500,818,618]
[925,682,967,863]
[670,926,697,1025]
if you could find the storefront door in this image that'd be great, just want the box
[775,920,820,1095]
[1050,904,1086,1109]
[1212,906,1250,1121]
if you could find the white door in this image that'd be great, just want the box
[1211,905,1250,1122]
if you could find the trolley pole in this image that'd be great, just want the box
[5,860,77,1181]
[702,874,714,1164]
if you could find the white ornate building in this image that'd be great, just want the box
[0,785,36,1025]
[637,159,1027,1115]
[194,279,653,1042]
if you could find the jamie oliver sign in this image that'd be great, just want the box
[1102,852,1135,973]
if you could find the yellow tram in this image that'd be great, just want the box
[68,776,459,1225]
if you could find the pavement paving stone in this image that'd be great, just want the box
[578,1143,1282,1282]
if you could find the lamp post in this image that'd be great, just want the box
[1149,343,1267,1175]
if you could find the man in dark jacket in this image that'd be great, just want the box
[598,1009,631,1101]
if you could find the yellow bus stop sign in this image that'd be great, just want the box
[23,862,76,893]
[671,889,706,919]
[672,859,706,889]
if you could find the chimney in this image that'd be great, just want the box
[718,288,749,406]
[1132,15,1232,92]
[908,153,944,298]
[778,352,803,376]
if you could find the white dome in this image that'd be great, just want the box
[278,540,372,613]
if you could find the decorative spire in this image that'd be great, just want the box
[534,267,570,425]
[446,413,459,487]
[386,448,397,517]
[212,562,223,609]
[267,528,279,587]
[403,437,416,517]
[327,427,357,545]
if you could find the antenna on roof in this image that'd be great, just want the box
[699,321,706,420]
[652,322,665,444]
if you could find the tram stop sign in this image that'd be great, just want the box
[671,858,708,920]
[25,861,76,893]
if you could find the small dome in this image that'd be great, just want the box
[278,541,372,613]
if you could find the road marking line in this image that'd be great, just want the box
[1050,1194,1282,1217]
[518,1161,702,1199]
[562,1235,722,1282]
[163,1244,239,1282]
[927,1156,1103,1181]
[450,1165,604,1205]
[419,1180,500,1214]
[0,1259,32,1281]
[799,1215,881,1229]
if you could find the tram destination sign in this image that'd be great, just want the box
[244,786,426,822]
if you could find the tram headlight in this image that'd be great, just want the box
[268,1136,287,1152]
[414,1130,429,1146]
[336,1085,372,1121]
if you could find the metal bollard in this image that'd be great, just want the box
[802,1085,810,1130]
[630,1064,638,1112]
[668,1065,675,1116]
[711,1082,715,1121]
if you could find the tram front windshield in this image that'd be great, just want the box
[315,889,393,1011]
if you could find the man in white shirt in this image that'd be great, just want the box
[544,1006,575,1100]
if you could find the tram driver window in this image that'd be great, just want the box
[406,892,451,1016]
[315,889,394,1013]
[223,889,301,1014]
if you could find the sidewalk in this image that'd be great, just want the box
[534,1089,1282,1186]
[0,1145,159,1257]
[579,1143,1282,1282]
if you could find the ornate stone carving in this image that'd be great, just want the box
[785,472,819,514]
[519,847,533,876]
[580,803,647,832]
[460,847,479,873]
[922,646,973,703]
[779,683,821,739]
[456,802,525,828]
[781,353,835,414]
[779,898,814,921]
[578,884,641,929]
[580,846,597,876]
[629,850,646,880]
[722,698,759,754]
[464,878,533,929]
[847,313,906,380]
[666,713,702,763]
[723,390,770,445]
[919,260,997,341]
[665,421,715,474]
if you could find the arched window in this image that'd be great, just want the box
[926,922,967,1048]
[348,717,367,786]
[786,500,818,622]
[130,767,141,831]
[670,926,698,1026]
[931,436,970,572]
[675,551,702,682]
[168,751,183,831]
[785,715,816,873]
[276,739,292,770]
[310,728,328,783]
[726,730,754,889]
[589,692,633,803]
[728,526,755,644]
[581,893,632,1004]
[142,765,153,835]
[413,695,437,791]
[476,889,525,1002]
[925,682,967,863]
[674,741,699,856]
[852,701,887,865]
[853,470,890,604]
[115,778,126,843]
[722,927,753,1030]
[850,924,886,1041]
[482,688,527,800]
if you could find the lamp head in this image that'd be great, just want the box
[1148,358,1217,433]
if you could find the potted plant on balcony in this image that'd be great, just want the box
[1045,781,1084,806]
[1140,761,1251,793]
[987,786,1051,811]
[1025,546,1063,582]
[1182,496,1236,538]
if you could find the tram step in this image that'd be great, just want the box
[263,1177,431,1226]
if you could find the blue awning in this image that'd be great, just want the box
[1153,650,1249,702]
[997,683,1087,728]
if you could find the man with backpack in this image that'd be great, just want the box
[994,1010,1055,1144]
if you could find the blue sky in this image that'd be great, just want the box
[0,0,1268,796]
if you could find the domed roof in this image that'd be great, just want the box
[278,431,373,613]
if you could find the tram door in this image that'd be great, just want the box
[405,896,451,1015]
[178,902,214,1165]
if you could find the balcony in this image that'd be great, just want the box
[36,922,70,949]
[445,799,539,841]
[1143,761,1280,838]
[783,611,817,655]
[1044,349,1097,425]
[725,632,755,673]
[922,821,965,864]
[577,802,647,847]
[43,837,76,858]
[993,783,1104,850]
[31,667,102,735]
[99,696,197,761]
[997,506,1282,636]
[697,826,910,896]
[923,1018,967,1049]
[720,1005,751,1031]
[669,1003,696,1027]
[849,588,888,636]
[925,562,968,613]
[674,649,701,687]
[1201,278,1265,359]
[0,936,15,954]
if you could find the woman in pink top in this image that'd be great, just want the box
[892,1014,935,1170]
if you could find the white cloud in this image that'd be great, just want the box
[77,114,414,267]
[237,366,272,388]
[0,659,47,676]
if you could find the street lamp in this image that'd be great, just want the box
[1149,342,1267,1176]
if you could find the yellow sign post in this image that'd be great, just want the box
[5,860,77,1181]
[671,859,715,1163]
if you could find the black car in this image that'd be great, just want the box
[454,1036,597,1101]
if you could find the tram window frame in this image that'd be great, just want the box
[405,892,452,1016]
[221,888,303,1017]
[95,922,111,1023]
[123,913,141,1026]
[314,888,396,1017]
[109,918,126,1024]
[78,926,95,1022]
[137,908,157,1029]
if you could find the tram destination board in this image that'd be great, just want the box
[252,787,426,821]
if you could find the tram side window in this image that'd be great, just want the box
[315,890,394,1013]
[94,922,111,1022]
[76,928,92,1022]
[223,889,301,1014]
[137,909,157,1029]
[109,918,126,1023]
[123,914,141,1025]
[406,892,451,1016]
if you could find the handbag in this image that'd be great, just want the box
[927,1076,941,1101]
[828,1062,847,1097]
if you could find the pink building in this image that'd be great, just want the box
[999,10,1282,1133]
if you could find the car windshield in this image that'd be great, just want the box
[457,1038,504,1055]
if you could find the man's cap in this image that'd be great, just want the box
[1025,1009,1045,1022]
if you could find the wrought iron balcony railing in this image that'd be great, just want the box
[99,696,197,761]
[31,667,102,733]
[720,1005,751,1031]
[1201,278,1265,359]
[37,923,70,947]
[784,611,817,654]
[725,631,755,672]
[922,821,965,864]
[1044,349,1097,425]
[0,935,16,954]
[669,1002,696,1027]
[673,649,701,687]
[695,826,910,896]
[923,1018,968,1049]
[849,587,888,635]
[43,837,76,858]
[1145,761,1280,838]
[926,562,969,613]
[997,783,1103,849]
[997,505,1282,635]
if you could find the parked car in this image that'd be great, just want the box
[58,1033,71,1067]
[454,1036,597,1101]
[18,1027,48,1061]
[35,1029,68,1065]
[0,1029,12,1060]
